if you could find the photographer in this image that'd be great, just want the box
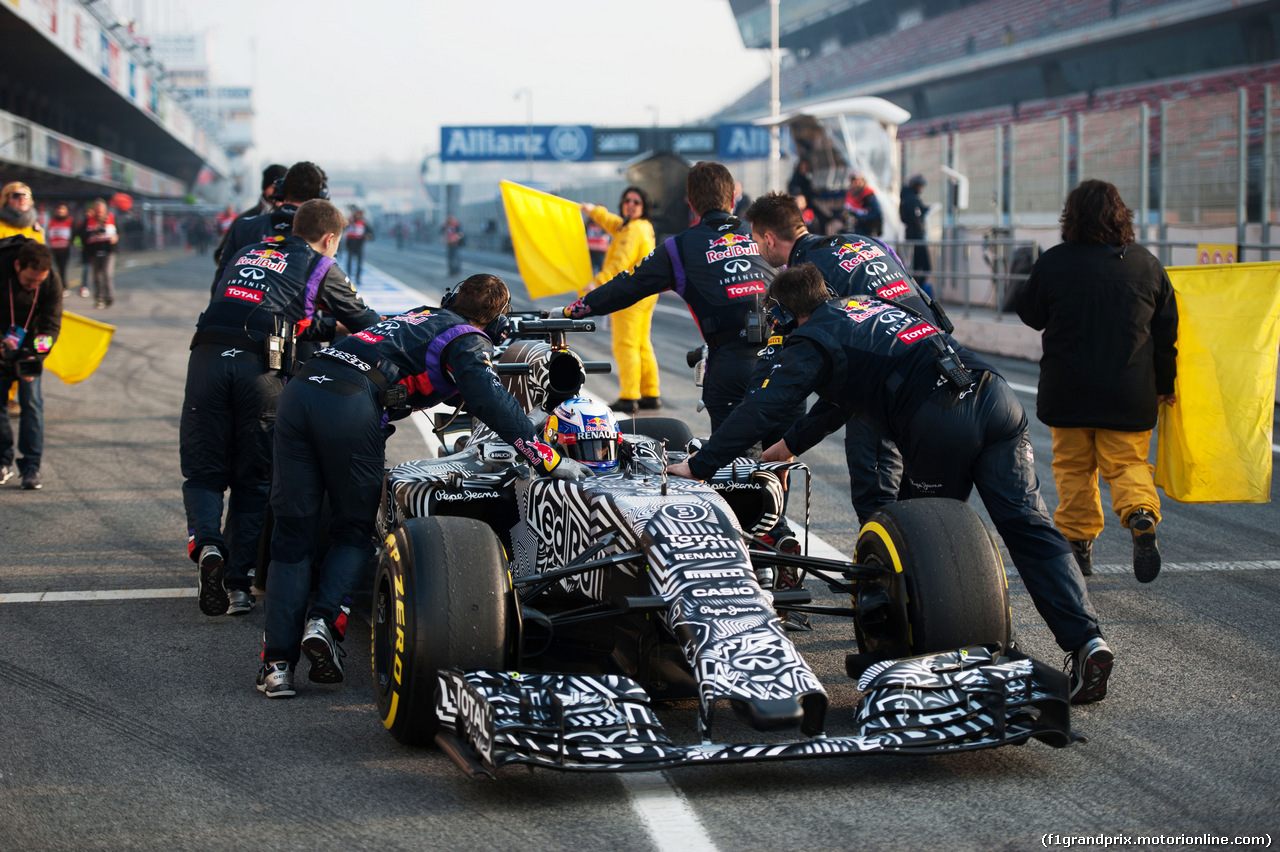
[1,238,61,490]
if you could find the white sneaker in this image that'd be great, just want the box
[256,661,296,698]
[301,617,344,684]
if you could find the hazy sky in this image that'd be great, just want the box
[151,0,773,167]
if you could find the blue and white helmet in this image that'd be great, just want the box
[543,397,622,472]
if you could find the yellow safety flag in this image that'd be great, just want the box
[43,310,115,385]
[499,181,591,300]
[1155,262,1280,503]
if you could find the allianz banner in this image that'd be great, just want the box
[442,126,593,162]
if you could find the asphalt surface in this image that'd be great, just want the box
[1,242,1277,851]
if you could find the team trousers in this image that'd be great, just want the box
[1049,426,1160,541]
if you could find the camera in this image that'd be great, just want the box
[9,356,40,378]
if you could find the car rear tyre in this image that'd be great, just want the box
[618,416,693,451]
[372,516,511,745]
[853,498,1011,657]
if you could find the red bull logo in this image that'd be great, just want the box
[235,247,288,273]
[224,285,263,303]
[583,416,610,431]
[725,280,766,299]
[706,233,761,263]
[896,322,938,345]
[836,242,885,273]
[844,300,889,322]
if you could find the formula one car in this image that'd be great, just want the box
[370,316,1076,775]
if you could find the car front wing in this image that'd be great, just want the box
[432,645,1078,776]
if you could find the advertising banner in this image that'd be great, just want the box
[442,126,593,163]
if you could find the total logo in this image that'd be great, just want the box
[876,281,912,300]
[353,331,384,343]
[725,280,766,299]
[896,322,939,345]
[224,285,263,303]
[705,233,761,263]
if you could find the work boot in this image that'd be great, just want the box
[610,398,640,415]
[639,396,663,410]
[1128,509,1160,583]
[1069,539,1093,577]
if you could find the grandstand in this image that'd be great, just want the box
[719,0,1278,126]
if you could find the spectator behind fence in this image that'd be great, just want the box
[0,183,44,242]
[899,174,933,297]
[1015,179,1178,583]
[46,204,75,288]
[80,199,118,310]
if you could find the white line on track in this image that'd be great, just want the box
[619,772,718,852]
[0,588,194,603]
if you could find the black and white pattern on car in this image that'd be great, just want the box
[434,646,1075,772]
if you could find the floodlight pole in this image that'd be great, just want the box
[768,0,781,192]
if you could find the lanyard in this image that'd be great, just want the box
[8,275,38,334]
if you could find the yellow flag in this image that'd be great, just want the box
[1154,262,1280,503]
[499,181,591,300]
[43,310,115,385]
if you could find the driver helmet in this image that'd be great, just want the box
[543,397,621,472]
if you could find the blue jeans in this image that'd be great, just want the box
[1,372,43,473]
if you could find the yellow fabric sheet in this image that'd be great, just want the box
[1154,262,1280,503]
[500,181,591,300]
[43,310,115,385]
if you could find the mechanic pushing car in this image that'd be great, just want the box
[559,161,802,438]
[667,262,1115,706]
[258,273,591,698]
[181,199,380,619]
[213,161,329,288]
[746,190,953,526]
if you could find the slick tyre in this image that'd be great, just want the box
[618,416,694,451]
[372,516,511,746]
[853,498,1011,657]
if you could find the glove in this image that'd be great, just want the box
[546,456,591,481]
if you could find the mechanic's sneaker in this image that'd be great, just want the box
[21,469,41,490]
[0,465,12,485]
[78,285,90,298]
[301,617,345,684]
[1128,509,1160,583]
[226,589,255,616]
[197,545,229,616]
[1069,539,1094,577]
[256,661,296,698]
[1065,636,1114,705]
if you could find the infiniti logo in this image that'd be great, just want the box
[865,262,889,275]
[238,267,266,280]
[724,259,752,273]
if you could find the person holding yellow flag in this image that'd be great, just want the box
[1016,180,1178,583]
[578,187,658,413]
[1,239,60,490]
